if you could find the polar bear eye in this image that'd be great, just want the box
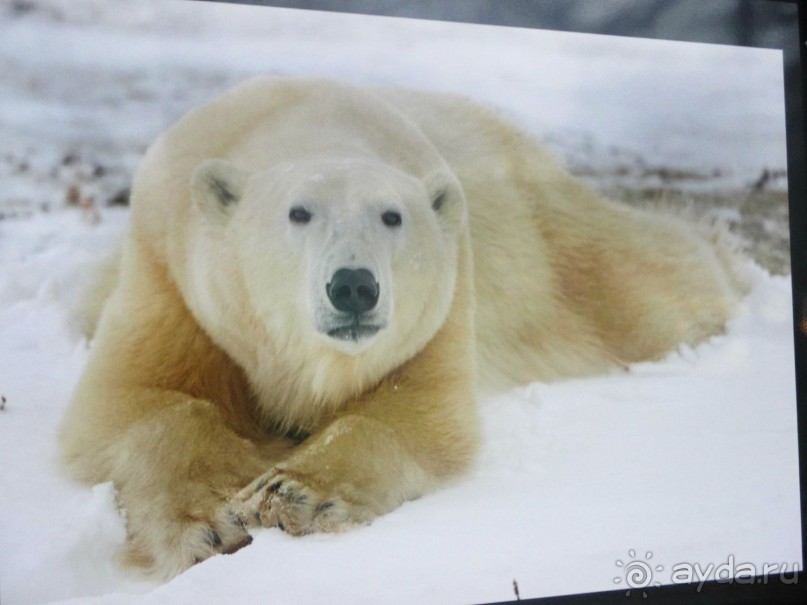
[381,211,402,227]
[289,206,312,224]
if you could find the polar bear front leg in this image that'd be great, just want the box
[233,415,438,534]
[64,382,295,578]
[106,397,272,577]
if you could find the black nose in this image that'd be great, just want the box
[327,268,379,314]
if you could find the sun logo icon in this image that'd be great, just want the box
[614,549,664,598]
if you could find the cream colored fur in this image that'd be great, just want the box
[59,77,746,579]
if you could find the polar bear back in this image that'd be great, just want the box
[377,86,746,390]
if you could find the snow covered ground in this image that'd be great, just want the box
[0,1,800,604]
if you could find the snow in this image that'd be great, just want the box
[0,1,799,604]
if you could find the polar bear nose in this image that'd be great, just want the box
[327,268,379,314]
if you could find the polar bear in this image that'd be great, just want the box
[59,77,745,579]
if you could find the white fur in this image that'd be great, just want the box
[60,77,745,579]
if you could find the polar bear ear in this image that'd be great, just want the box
[190,159,247,218]
[426,171,465,232]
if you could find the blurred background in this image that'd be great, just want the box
[0,0,793,273]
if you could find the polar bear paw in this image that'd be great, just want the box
[231,468,372,536]
[182,506,255,563]
[125,497,254,578]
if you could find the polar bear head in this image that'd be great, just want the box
[187,155,466,375]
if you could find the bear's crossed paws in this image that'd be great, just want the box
[231,467,373,536]
[139,467,377,576]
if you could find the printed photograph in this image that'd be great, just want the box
[0,1,800,603]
